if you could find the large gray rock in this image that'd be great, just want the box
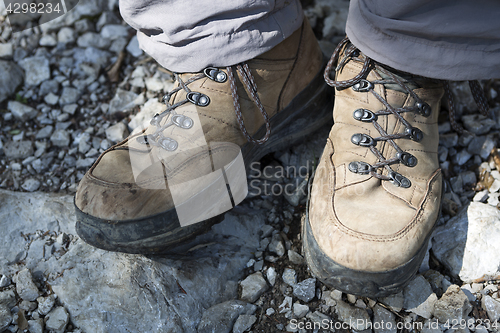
[0,189,265,332]
[3,140,34,160]
[197,300,256,333]
[0,61,23,103]
[13,269,40,301]
[8,101,37,121]
[18,56,50,86]
[403,275,437,319]
[432,202,500,282]
[335,300,371,331]
[240,272,269,303]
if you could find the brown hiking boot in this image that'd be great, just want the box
[303,38,444,297]
[75,19,333,254]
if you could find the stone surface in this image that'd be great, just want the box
[373,304,397,333]
[45,307,69,333]
[18,56,50,86]
[232,314,257,333]
[105,122,129,143]
[403,275,436,319]
[293,303,309,318]
[13,269,40,301]
[59,87,81,105]
[433,285,472,323]
[3,140,34,160]
[108,89,141,113]
[197,300,256,333]
[282,268,297,286]
[240,272,269,303]
[482,295,500,321]
[0,189,266,332]
[8,101,37,121]
[335,300,371,331]
[21,178,41,192]
[37,294,56,315]
[432,202,500,282]
[0,304,12,332]
[50,129,70,147]
[293,278,316,302]
[0,61,24,103]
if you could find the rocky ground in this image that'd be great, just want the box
[1,0,500,332]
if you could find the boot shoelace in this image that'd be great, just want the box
[136,64,271,151]
[324,37,490,188]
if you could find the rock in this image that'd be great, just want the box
[39,80,60,96]
[0,275,11,288]
[0,61,24,103]
[240,272,269,303]
[282,268,297,286]
[440,133,458,148]
[0,189,269,332]
[27,319,44,333]
[433,285,472,323]
[480,136,496,159]
[279,296,293,314]
[8,101,37,121]
[50,129,70,147]
[35,125,54,140]
[0,290,16,308]
[197,300,256,333]
[57,27,76,44]
[21,178,41,192]
[77,32,110,49]
[73,47,112,68]
[18,56,50,86]
[288,250,304,265]
[232,314,256,333]
[127,36,143,57]
[456,150,472,166]
[96,11,121,31]
[108,89,141,113]
[335,300,371,331]
[63,104,78,115]
[19,300,37,312]
[44,92,59,105]
[266,267,277,286]
[144,76,166,92]
[100,25,129,40]
[268,233,285,257]
[13,268,40,301]
[3,141,33,160]
[0,304,12,332]
[45,307,69,333]
[482,295,500,321]
[293,278,316,302]
[373,304,397,333]
[462,115,496,135]
[128,98,165,131]
[105,122,129,143]
[421,319,444,333]
[59,87,81,105]
[403,275,436,319]
[37,294,56,315]
[0,43,13,59]
[39,35,57,47]
[432,202,500,282]
[293,303,309,318]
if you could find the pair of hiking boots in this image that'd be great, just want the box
[75,20,445,297]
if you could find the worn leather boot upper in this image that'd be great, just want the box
[308,39,443,274]
[75,19,324,223]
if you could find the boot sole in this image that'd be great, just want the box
[302,172,440,298]
[75,62,334,254]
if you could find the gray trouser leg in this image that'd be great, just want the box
[119,0,304,73]
[346,0,500,80]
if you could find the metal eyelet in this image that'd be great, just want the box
[172,114,194,129]
[158,137,178,151]
[136,135,150,145]
[348,161,372,175]
[351,133,376,147]
[204,67,227,83]
[415,102,431,117]
[352,80,373,92]
[150,113,161,126]
[187,92,210,107]
[397,152,418,167]
[390,172,411,188]
[353,109,377,122]
[404,127,423,142]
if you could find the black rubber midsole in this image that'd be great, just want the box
[76,62,334,254]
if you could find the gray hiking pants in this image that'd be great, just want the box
[119,0,500,80]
